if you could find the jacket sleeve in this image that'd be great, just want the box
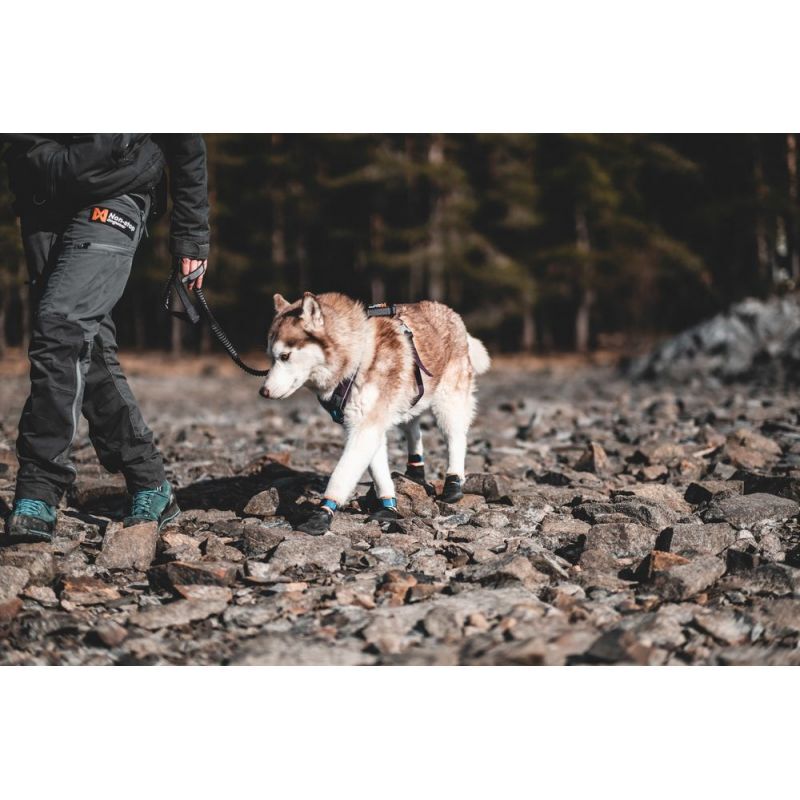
[163,134,211,260]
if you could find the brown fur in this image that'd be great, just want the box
[270,294,471,402]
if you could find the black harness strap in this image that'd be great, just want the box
[318,302,433,425]
[318,373,357,424]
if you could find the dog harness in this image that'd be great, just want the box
[318,303,433,425]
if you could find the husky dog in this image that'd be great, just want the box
[260,292,491,535]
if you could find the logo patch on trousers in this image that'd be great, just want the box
[88,207,137,240]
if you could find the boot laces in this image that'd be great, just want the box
[131,488,159,517]
[15,499,50,517]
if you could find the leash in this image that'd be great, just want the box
[162,262,271,377]
[318,302,433,425]
[163,267,433,409]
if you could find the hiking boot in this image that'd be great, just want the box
[4,498,58,544]
[124,480,180,530]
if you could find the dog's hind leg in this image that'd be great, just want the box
[368,433,395,500]
[432,382,475,503]
[401,417,427,485]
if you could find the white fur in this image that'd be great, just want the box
[467,335,491,374]
[263,340,326,399]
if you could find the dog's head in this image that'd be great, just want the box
[260,292,328,399]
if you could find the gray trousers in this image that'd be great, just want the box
[16,194,166,507]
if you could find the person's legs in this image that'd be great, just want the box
[14,195,153,508]
[82,313,166,494]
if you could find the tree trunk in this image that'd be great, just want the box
[170,313,183,357]
[0,291,7,358]
[405,135,423,300]
[201,134,220,356]
[753,139,770,289]
[521,295,537,353]
[295,234,308,291]
[370,212,386,303]
[574,205,593,353]
[787,133,800,281]
[427,134,446,302]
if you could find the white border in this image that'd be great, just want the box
[4,1,800,131]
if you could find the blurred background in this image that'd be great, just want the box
[1,133,799,358]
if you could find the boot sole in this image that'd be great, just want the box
[157,501,181,531]
[2,530,54,545]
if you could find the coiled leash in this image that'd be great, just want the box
[162,262,271,377]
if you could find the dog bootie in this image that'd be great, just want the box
[404,456,436,496]
[368,496,401,523]
[297,500,335,535]
[440,474,464,503]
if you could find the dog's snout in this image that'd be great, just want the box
[259,385,270,399]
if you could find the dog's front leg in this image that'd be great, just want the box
[297,424,384,535]
[325,425,383,505]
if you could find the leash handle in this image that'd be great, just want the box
[181,262,207,285]
[163,263,271,377]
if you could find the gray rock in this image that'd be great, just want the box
[129,599,228,630]
[423,606,465,640]
[613,484,691,515]
[693,609,753,645]
[0,544,55,584]
[655,522,738,555]
[704,493,799,529]
[230,633,375,665]
[463,473,513,503]
[241,523,287,556]
[92,620,128,648]
[650,555,726,601]
[160,532,203,562]
[0,565,29,603]
[721,564,800,596]
[243,487,281,517]
[59,576,121,606]
[684,480,744,505]
[96,522,158,571]
[268,534,348,574]
[574,441,612,474]
[461,554,549,591]
[149,560,239,589]
[22,584,58,606]
[369,546,408,568]
[582,522,657,558]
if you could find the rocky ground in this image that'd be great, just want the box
[2,354,800,665]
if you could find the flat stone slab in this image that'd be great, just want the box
[703,493,799,529]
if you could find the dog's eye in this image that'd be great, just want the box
[279,352,291,362]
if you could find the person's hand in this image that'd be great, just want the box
[181,258,207,291]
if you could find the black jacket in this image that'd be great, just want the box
[1,133,210,259]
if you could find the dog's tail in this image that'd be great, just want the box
[467,335,491,375]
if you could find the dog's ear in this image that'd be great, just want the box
[273,293,290,313]
[301,292,324,331]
